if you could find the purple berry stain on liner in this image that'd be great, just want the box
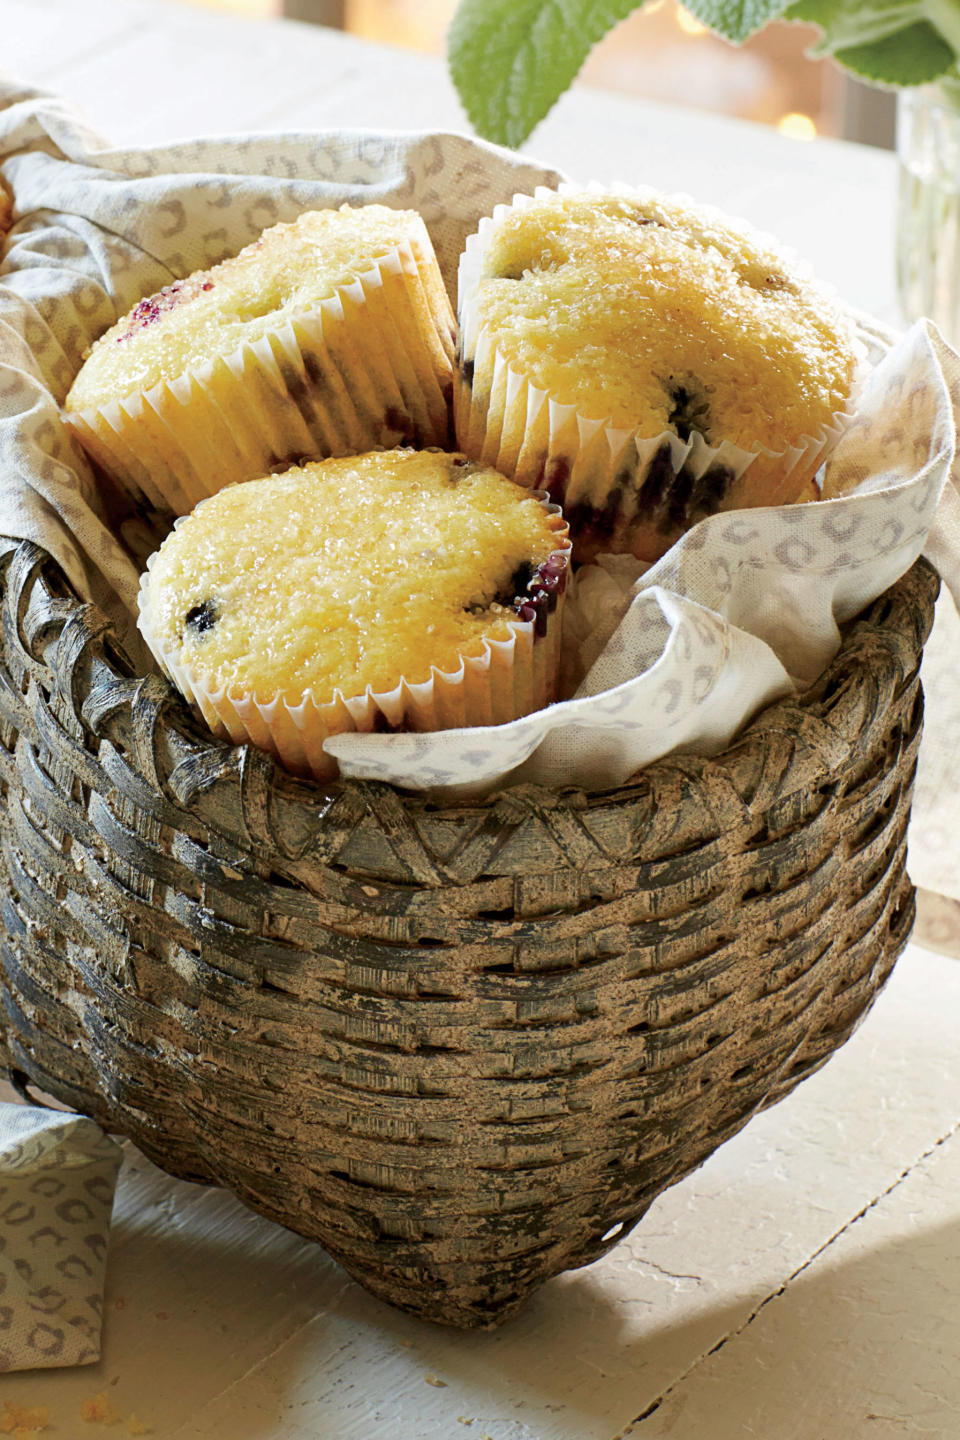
[567,480,627,546]
[542,456,570,506]
[664,463,700,531]
[512,550,569,639]
[381,406,421,448]
[688,463,735,522]
[636,442,675,519]
[478,546,567,639]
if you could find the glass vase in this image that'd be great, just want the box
[897,82,960,346]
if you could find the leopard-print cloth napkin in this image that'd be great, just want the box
[0,1103,121,1372]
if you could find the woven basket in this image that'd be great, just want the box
[0,535,938,1328]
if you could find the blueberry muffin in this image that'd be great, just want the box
[138,448,571,780]
[66,205,456,517]
[457,186,858,562]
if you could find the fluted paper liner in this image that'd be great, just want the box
[137,495,570,782]
[66,235,456,518]
[456,183,863,563]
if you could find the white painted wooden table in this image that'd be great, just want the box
[2,3,959,1435]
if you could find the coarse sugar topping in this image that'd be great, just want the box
[142,449,564,700]
[471,190,856,453]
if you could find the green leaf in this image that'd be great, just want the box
[784,0,960,79]
[784,0,927,53]
[447,0,960,152]
[833,21,956,83]
[680,0,791,44]
[448,0,649,148]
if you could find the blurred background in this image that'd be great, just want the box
[170,0,898,149]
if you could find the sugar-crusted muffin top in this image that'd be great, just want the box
[469,190,856,453]
[140,449,565,700]
[66,204,438,411]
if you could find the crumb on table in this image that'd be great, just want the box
[81,1393,122,1425]
[0,1400,50,1435]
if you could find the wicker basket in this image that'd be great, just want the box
[0,535,938,1328]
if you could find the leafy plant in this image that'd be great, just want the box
[447,0,960,148]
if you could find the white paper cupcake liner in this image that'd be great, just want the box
[137,494,571,782]
[456,183,865,563]
[66,234,456,519]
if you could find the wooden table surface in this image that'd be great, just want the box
[2,2,960,1435]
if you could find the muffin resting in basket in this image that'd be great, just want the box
[137,448,571,780]
[64,204,456,517]
[456,187,858,562]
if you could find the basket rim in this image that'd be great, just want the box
[0,533,939,832]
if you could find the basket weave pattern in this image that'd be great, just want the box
[0,538,938,1327]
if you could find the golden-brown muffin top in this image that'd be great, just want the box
[469,190,856,452]
[67,204,440,411]
[140,449,566,700]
